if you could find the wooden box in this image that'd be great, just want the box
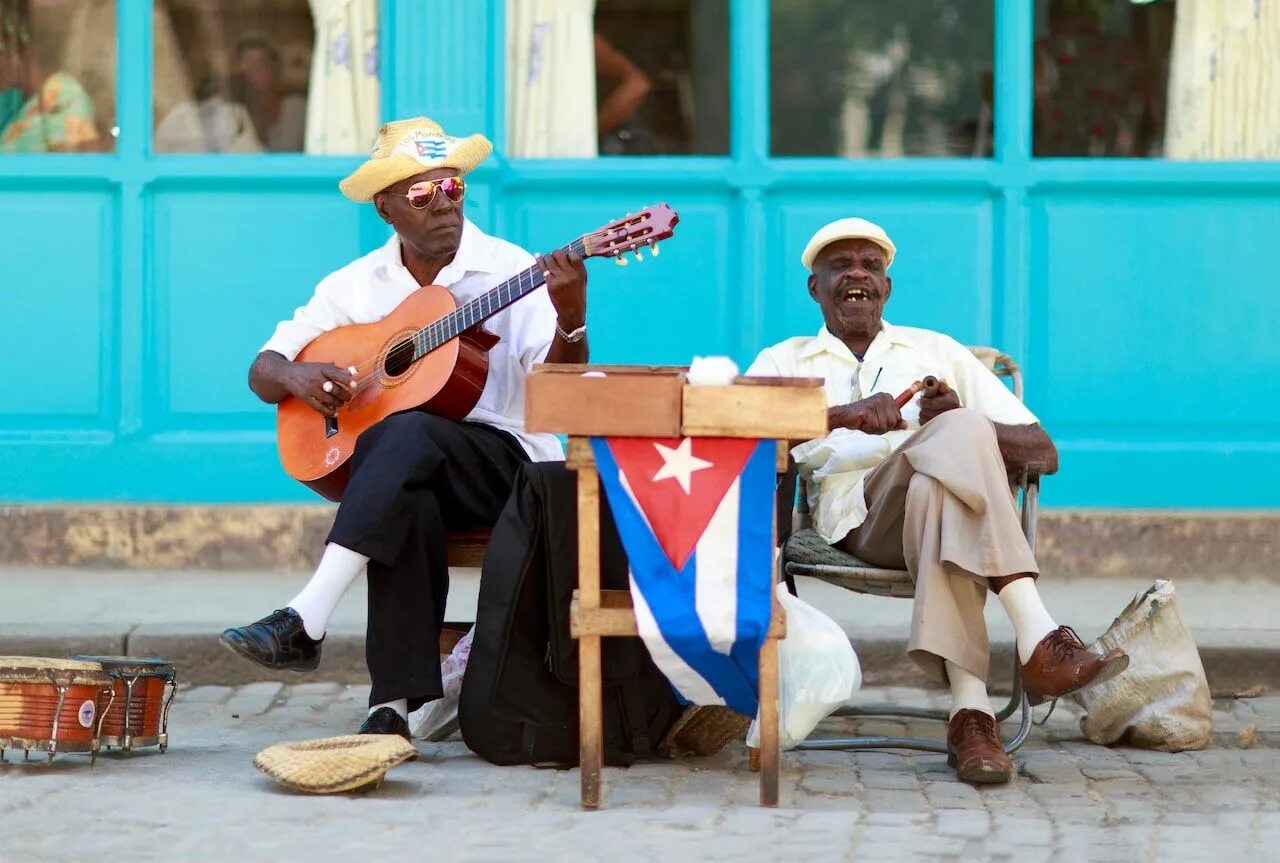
[527,365,827,440]
[526,365,686,437]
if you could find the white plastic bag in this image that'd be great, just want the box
[747,583,861,749]
[1072,580,1211,752]
[409,629,473,741]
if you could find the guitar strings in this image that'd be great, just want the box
[338,233,600,397]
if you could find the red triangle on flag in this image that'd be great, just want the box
[606,437,759,570]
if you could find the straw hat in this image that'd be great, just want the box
[801,217,897,271]
[665,704,751,759]
[253,734,417,794]
[339,117,492,203]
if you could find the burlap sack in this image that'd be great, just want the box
[1072,580,1212,752]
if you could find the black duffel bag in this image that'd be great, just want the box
[459,461,682,767]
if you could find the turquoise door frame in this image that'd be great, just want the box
[3,1,1278,506]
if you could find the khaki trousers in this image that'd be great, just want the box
[838,408,1038,682]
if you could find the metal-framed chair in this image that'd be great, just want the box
[781,347,1044,756]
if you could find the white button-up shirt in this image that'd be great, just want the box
[746,322,1039,543]
[261,219,563,461]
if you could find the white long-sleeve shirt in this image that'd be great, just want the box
[261,219,564,461]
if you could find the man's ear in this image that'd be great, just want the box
[884,276,892,303]
[373,194,393,225]
[807,272,819,302]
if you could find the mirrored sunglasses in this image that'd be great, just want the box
[403,176,466,208]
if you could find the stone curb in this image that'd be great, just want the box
[3,504,1277,580]
[3,626,1276,697]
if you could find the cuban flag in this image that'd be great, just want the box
[590,436,776,717]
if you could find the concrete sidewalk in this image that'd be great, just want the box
[2,567,1277,695]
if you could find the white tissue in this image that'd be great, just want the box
[580,371,607,378]
[687,356,740,386]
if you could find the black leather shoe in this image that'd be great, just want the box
[359,707,411,740]
[219,608,322,672]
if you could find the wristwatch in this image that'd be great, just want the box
[556,320,587,343]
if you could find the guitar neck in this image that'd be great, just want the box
[411,237,587,360]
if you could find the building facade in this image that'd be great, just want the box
[2,0,1277,506]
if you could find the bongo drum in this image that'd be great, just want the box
[0,657,114,763]
[71,656,177,753]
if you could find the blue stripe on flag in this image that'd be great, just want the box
[590,438,774,717]
[727,440,778,695]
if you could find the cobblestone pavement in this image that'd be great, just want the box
[2,684,1278,862]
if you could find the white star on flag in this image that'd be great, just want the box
[651,438,713,494]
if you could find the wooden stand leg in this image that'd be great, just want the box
[758,635,780,808]
[577,466,604,810]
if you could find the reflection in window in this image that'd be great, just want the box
[770,0,994,158]
[1034,0,1278,160]
[153,0,379,155]
[506,0,729,158]
[0,0,114,154]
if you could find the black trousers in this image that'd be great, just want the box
[326,411,528,711]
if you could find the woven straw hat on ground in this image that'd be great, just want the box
[253,734,417,794]
[665,704,751,759]
[339,116,492,203]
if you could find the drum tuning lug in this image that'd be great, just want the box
[615,255,628,266]
[650,242,659,256]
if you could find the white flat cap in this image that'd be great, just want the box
[801,218,896,271]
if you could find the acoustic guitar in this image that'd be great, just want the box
[276,204,680,500]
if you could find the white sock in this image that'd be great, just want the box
[947,661,994,719]
[997,577,1058,664]
[286,543,369,640]
[369,699,408,721]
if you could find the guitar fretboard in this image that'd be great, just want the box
[409,237,588,361]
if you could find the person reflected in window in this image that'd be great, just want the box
[594,31,655,155]
[0,0,100,153]
[230,33,306,153]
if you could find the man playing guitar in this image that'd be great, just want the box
[220,116,588,738]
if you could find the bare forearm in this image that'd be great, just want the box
[248,351,295,404]
[994,423,1059,475]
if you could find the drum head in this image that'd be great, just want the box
[71,655,174,677]
[0,656,113,686]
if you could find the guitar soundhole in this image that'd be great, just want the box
[383,339,416,377]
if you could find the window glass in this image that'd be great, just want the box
[1034,0,1278,160]
[770,0,995,157]
[0,0,116,153]
[153,0,380,155]
[507,0,729,158]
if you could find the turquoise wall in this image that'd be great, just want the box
[3,1,1277,506]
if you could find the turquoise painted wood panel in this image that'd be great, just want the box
[502,191,738,366]
[2,188,115,428]
[152,185,366,429]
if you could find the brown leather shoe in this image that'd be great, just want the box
[947,709,1013,784]
[1020,625,1129,706]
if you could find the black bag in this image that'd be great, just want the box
[459,461,682,767]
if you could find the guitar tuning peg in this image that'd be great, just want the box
[650,242,659,257]
[632,248,643,262]
[615,255,629,267]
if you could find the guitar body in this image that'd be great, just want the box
[276,283,498,501]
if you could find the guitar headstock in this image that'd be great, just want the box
[582,204,679,265]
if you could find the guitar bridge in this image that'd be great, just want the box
[325,416,339,438]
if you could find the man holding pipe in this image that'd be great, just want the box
[746,218,1128,784]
